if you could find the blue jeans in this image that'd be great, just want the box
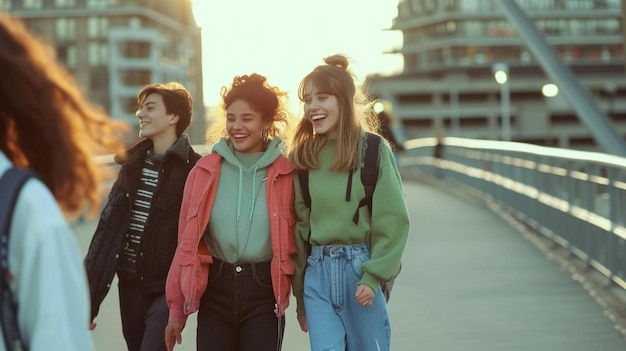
[196,258,285,351]
[304,243,391,351]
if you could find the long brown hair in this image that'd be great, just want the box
[287,54,378,171]
[0,13,126,217]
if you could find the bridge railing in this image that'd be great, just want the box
[400,137,626,291]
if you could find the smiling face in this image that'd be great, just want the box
[302,81,340,139]
[136,93,178,141]
[226,99,269,153]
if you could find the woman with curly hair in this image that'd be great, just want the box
[0,12,124,351]
[165,73,296,351]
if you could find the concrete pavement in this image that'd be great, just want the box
[71,180,626,350]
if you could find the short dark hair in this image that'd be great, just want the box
[137,82,193,137]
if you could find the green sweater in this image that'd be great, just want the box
[292,134,410,316]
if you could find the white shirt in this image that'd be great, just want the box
[0,152,94,351]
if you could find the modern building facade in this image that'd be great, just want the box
[2,0,206,145]
[367,0,626,151]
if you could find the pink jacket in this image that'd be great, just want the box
[165,153,296,324]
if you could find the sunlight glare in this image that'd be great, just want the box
[191,0,402,115]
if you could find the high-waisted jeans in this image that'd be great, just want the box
[304,243,390,351]
[196,258,284,350]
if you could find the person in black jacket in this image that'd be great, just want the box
[84,82,202,351]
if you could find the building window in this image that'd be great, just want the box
[55,0,75,7]
[398,0,412,20]
[87,17,108,38]
[56,18,76,40]
[463,21,483,36]
[87,0,112,8]
[118,41,151,59]
[0,0,11,10]
[90,67,109,92]
[129,17,141,28]
[65,45,77,68]
[409,0,421,15]
[88,42,107,66]
[123,97,139,115]
[23,0,42,9]
[56,44,76,68]
[598,18,620,35]
[442,0,456,11]
[120,69,151,86]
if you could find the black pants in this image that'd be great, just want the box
[118,276,169,351]
[196,258,285,351]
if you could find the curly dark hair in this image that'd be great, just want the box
[205,73,292,144]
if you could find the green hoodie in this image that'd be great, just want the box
[292,133,410,316]
[203,137,285,263]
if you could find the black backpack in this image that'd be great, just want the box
[297,132,398,302]
[1,167,35,351]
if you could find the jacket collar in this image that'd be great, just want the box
[115,134,193,165]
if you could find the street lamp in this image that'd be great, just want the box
[492,62,511,141]
[542,83,559,98]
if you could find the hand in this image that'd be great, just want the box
[89,322,97,330]
[297,315,308,332]
[355,284,375,307]
[164,321,184,351]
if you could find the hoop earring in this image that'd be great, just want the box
[262,130,269,143]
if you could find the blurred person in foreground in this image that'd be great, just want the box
[0,12,125,351]
[85,82,202,351]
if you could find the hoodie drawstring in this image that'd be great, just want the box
[249,166,258,220]
[236,165,260,221]
[236,164,243,220]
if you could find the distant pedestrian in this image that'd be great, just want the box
[164,73,296,351]
[85,82,201,351]
[375,106,404,163]
[287,54,410,351]
[0,12,125,351]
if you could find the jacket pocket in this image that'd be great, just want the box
[178,202,201,264]
[278,208,296,259]
[176,204,199,313]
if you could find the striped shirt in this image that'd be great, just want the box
[118,150,163,274]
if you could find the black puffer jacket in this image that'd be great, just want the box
[84,135,201,322]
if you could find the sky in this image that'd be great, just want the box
[191,0,403,111]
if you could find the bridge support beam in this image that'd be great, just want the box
[497,0,626,157]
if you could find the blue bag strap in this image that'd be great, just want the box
[1,167,36,351]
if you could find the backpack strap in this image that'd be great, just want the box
[0,167,36,351]
[352,132,381,225]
